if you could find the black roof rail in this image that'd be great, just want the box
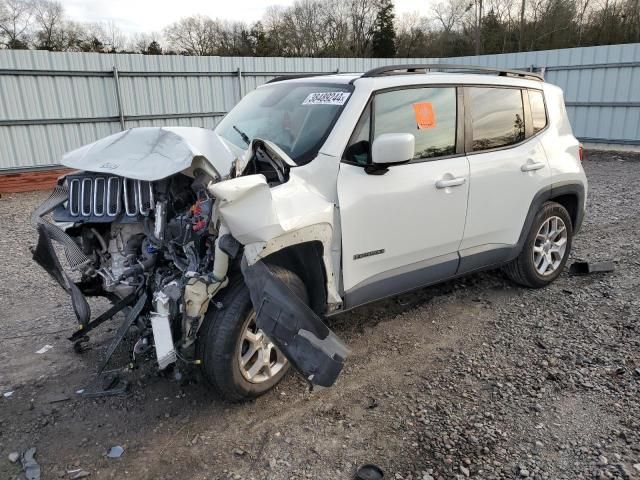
[266,70,341,84]
[360,63,543,81]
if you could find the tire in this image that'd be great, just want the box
[196,265,308,402]
[503,201,573,288]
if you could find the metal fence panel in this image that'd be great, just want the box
[1,44,639,171]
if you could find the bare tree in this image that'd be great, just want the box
[32,0,64,50]
[432,0,469,32]
[103,20,125,52]
[0,0,34,48]
[164,15,218,55]
[350,0,378,56]
[395,11,430,56]
[129,32,163,54]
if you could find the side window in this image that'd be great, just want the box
[374,87,457,160]
[529,89,547,133]
[468,87,525,151]
[344,103,371,165]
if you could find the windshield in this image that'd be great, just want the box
[216,82,353,165]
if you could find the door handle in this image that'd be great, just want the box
[435,177,466,189]
[521,161,546,172]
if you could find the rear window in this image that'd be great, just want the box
[529,90,547,133]
[468,87,525,151]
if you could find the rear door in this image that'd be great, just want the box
[338,85,470,308]
[458,86,551,273]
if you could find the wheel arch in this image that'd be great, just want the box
[261,241,328,316]
[548,182,585,232]
[514,181,585,257]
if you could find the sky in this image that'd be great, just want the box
[61,0,433,34]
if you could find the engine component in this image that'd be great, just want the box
[99,223,145,297]
[182,276,227,347]
[151,286,178,370]
[33,170,236,375]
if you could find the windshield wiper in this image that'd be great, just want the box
[233,125,251,146]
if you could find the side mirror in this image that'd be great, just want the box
[371,133,415,165]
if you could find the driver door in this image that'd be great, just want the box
[338,86,470,309]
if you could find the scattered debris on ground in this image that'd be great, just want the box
[106,445,124,459]
[0,150,639,479]
[569,260,616,275]
[21,447,40,480]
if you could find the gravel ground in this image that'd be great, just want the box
[0,149,639,480]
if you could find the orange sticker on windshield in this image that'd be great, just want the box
[412,102,436,129]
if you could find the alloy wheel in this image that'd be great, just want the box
[238,312,287,384]
[532,215,568,276]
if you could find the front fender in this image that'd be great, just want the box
[241,259,349,389]
[208,172,342,305]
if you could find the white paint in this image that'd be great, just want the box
[459,137,551,249]
[213,72,584,302]
[209,175,285,244]
[36,345,53,354]
[150,313,176,370]
[61,127,235,182]
[338,157,470,291]
[371,133,415,164]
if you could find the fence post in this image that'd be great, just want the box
[236,67,244,99]
[112,66,125,130]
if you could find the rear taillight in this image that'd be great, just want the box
[578,144,585,162]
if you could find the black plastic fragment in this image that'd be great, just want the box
[218,233,242,259]
[569,261,615,276]
[241,259,349,389]
[69,293,137,342]
[99,292,148,373]
[78,373,129,398]
[33,224,91,326]
[355,464,384,480]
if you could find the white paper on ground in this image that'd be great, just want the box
[36,344,53,354]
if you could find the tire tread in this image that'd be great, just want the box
[503,201,573,288]
[196,264,307,402]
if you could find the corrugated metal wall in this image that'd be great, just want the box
[1,43,639,171]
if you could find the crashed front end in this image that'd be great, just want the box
[31,126,348,391]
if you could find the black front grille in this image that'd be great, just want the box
[64,173,154,220]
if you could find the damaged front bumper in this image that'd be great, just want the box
[242,259,349,389]
[31,186,94,327]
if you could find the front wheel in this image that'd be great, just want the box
[503,201,573,288]
[196,265,308,402]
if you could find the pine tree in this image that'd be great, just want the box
[372,0,396,58]
[146,41,162,55]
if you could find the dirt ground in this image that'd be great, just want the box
[1,150,639,480]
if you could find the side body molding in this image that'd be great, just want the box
[241,259,349,388]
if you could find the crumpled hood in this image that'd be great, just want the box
[61,127,235,181]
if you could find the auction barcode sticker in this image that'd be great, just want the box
[302,92,351,105]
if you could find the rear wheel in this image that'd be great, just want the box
[503,201,573,288]
[196,265,308,402]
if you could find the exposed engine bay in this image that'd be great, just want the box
[32,134,291,375]
[31,126,348,397]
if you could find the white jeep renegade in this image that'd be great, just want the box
[33,64,587,401]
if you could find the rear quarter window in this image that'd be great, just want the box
[529,89,548,133]
[468,87,525,151]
